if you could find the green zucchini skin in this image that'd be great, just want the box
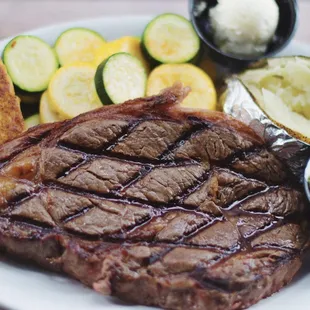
[3,35,59,92]
[95,57,114,105]
[141,13,201,67]
[141,41,202,69]
[95,52,147,105]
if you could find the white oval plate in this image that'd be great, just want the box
[0,15,310,310]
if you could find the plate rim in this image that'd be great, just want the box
[0,14,310,310]
[0,15,153,45]
[0,14,309,54]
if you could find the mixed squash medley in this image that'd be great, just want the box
[2,13,217,128]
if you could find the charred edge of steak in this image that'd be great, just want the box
[0,123,57,166]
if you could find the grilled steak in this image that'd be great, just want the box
[0,84,308,310]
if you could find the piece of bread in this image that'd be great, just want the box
[0,60,24,144]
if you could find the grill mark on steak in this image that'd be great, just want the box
[173,125,257,163]
[231,149,288,184]
[59,120,203,167]
[63,206,148,237]
[10,195,56,227]
[54,118,287,187]
[57,157,143,194]
[41,147,86,181]
[62,206,94,223]
[45,180,216,213]
[185,220,241,250]
[57,116,270,171]
[7,186,303,252]
[251,223,308,251]
[0,84,308,310]
[110,120,191,160]
[228,210,308,246]
[6,163,302,246]
[59,119,130,152]
[9,215,56,229]
[58,120,139,156]
[238,187,306,216]
[227,212,275,240]
[159,123,208,161]
[121,163,208,209]
[2,190,154,241]
[125,209,209,243]
[23,165,308,249]
[122,164,206,203]
[41,181,179,210]
[105,121,144,151]
[183,168,266,211]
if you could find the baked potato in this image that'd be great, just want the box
[238,56,310,143]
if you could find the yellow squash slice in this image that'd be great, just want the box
[48,63,102,119]
[95,36,149,72]
[147,63,217,110]
[40,91,64,123]
[55,28,106,66]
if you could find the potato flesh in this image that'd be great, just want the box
[240,57,310,139]
[262,88,310,139]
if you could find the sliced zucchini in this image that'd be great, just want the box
[3,35,58,92]
[147,63,216,110]
[25,114,40,129]
[40,91,64,124]
[55,28,106,66]
[95,53,147,105]
[95,36,149,72]
[142,14,200,64]
[48,62,101,119]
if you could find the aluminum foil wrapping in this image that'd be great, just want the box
[222,78,310,183]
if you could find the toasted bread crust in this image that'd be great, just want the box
[0,60,24,144]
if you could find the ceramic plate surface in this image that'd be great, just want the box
[0,15,309,310]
